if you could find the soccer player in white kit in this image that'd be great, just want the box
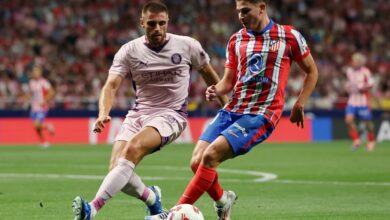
[27,65,55,148]
[72,1,227,220]
[345,52,376,151]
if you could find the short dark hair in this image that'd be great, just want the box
[142,1,168,15]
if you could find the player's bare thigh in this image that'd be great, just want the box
[109,127,161,169]
[345,114,355,125]
[122,126,162,165]
[202,136,234,168]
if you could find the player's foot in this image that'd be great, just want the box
[351,139,362,151]
[144,210,169,220]
[214,190,238,220]
[41,142,50,148]
[47,123,55,136]
[72,196,92,220]
[146,186,163,215]
[367,141,375,152]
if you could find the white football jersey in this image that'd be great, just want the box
[109,33,210,113]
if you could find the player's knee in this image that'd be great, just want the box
[345,116,354,124]
[123,139,145,164]
[201,147,219,168]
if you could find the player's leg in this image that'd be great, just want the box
[190,140,225,203]
[365,120,376,151]
[359,107,376,151]
[31,111,49,147]
[73,128,163,220]
[345,106,361,149]
[178,114,274,220]
[33,120,44,142]
[178,136,233,205]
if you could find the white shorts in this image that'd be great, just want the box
[115,108,187,147]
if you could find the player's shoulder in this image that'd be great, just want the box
[227,29,245,43]
[279,24,301,36]
[119,36,144,51]
[168,33,200,45]
[361,66,371,73]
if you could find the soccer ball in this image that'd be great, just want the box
[167,204,204,220]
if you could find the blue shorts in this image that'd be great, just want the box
[345,105,373,120]
[30,111,47,122]
[200,109,275,156]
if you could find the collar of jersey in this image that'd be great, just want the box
[246,19,274,36]
[144,34,170,53]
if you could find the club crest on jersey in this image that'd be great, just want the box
[171,53,182,64]
[269,40,280,52]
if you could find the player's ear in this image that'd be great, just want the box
[140,16,145,28]
[259,2,266,13]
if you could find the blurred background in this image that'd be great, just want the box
[0,0,389,144]
[1,2,390,219]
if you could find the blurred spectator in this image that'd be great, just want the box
[0,0,389,113]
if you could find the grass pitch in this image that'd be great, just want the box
[0,141,389,220]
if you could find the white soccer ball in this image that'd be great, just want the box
[167,204,204,220]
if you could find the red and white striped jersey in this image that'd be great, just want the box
[346,66,373,107]
[224,20,310,126]
[29,78,51,112]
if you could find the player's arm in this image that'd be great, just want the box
[44,86,55,104]
[290,54,318,128]
[94,74,123,133]
[205,68,236,102]
[198,64,229,106]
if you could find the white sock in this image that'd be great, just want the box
[88,202,97,218]
[92,158,135,212]
[121,173,156,206]
[215,191,227,206]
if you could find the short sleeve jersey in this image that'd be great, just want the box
[109,33,210,114]
[224,20,310,126]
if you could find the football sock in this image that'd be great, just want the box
[367,131,375,142]
[91,158,135,212]
[178,165,217,205]
[191,164,224,202]
[121,173,156,206]
[348,129,359,141]
[215,191,228,206]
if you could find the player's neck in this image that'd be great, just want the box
[254,16,271,33]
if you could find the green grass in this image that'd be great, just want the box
[0,142,389,219]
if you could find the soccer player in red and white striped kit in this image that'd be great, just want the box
[345,52,376,151]
[147,0,318,219]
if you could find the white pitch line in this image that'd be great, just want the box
[0,172,390,187]
[273,179,390,186]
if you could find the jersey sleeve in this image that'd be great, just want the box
[189,38,210,69]
[363,67,374,88]
[109,44,131,77]
[289,28,310,62]
[224,34,238,70]
[43,79,51,90]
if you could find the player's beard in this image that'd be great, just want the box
[150,33,165,48]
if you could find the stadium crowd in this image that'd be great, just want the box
[0,0,389,114]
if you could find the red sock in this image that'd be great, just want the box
[367,131,375,142]
[191,164,224,201]
[178,165,217,205]
[348,129,359,141]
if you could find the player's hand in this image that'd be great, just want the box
[93,115,111,133]
[205,85,217,102]
[289,103,304,128]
